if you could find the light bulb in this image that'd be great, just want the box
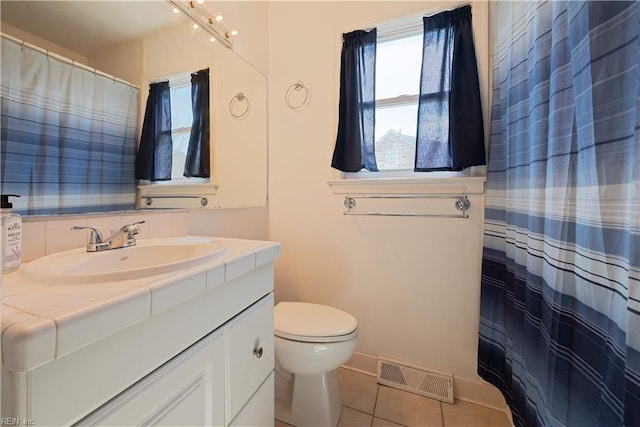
[230,29,239,37]
[172,7,180,14]
[192,23,200,30]
[196,0,205,4]
[215,13,223,22]
[210,37,216,43]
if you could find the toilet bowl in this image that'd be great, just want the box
[274,302,358,427]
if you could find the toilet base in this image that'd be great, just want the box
[275,364,342,427]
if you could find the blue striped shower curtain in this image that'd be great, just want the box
[479,2,639,426]
[1,36,138,215]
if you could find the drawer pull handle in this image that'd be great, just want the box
[253,346,263,358]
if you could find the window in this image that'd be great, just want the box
[333,6,485,177]
[136,68,210,183]
[168,75,206,182]
[374,23,422,171]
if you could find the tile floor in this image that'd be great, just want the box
[275,368,513,427]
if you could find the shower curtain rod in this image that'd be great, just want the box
[1,32,140,90]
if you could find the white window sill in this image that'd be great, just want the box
[327,174,485,196]
[138,182,218,195]
[137,183,219,209]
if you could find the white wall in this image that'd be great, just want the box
[0,22,89,65]
[267,1,504,407]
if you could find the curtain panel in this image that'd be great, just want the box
[135,81,172,181]
[332,29,377,172]
[0,37,138,215]
[416,5,485,171]
[479,1,639,426]
[184,68,210,178]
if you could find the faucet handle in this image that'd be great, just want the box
[122,220,146,236]
[71,226,104,244]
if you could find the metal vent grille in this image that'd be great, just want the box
[377,357,454,404]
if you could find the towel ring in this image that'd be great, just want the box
[285,81,310,110]
[229,92,250,118]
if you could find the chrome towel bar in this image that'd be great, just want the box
[144,195,208,207]
[343,195,470,219]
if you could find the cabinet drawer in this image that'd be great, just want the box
[226,293,274,422]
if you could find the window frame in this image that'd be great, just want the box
[373,20,422,172]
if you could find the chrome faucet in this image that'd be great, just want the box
[72,221,146,252]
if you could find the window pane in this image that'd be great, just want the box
[375,34,422,99]
[375,104,417,170]
[170,85,193,129]
[172,130,190,179]
[169,79,193,179]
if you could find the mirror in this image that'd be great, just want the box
[0,1,267,213]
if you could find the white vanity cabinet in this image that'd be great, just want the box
[77,327,227,426]
[78,293,274,426]
[1,238,280,427]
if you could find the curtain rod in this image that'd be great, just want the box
[1,32,140,90]
[356,1,472,34]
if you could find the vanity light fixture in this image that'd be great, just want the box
[168,0,236,48]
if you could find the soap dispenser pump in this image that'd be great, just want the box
[1,194,22,273]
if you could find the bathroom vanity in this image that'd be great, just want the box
[1,237,279,426]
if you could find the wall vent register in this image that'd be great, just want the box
[377,357,454,404]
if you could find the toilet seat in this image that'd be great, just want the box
[275,302,358,343]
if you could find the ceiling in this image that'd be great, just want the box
[1,1,180,57]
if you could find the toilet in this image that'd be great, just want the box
[274,302,359,427]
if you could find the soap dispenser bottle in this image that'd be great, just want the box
[1,194,22,273]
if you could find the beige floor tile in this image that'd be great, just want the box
[338,368,379,414]
[374,386,443,427]
[372,417,406,426]
[275,419,294,427]
[338,407,374,427]
[441,400,511,427]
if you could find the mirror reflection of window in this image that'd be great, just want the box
[137,68,210,184]
[169,76,195,180]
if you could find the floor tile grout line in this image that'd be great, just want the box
[370,383,413,427]
[371,383,380,424]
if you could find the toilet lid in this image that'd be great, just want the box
[274,302,358,342]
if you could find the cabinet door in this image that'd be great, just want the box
[76,329,226,426]
[226,293,274,423]
[230,372,274,427]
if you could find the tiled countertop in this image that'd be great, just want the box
[1,236,280,372]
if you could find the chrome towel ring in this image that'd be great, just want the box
[285,81,310,110]
[229,92,250,118]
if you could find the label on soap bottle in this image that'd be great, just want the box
[3,216,22,269]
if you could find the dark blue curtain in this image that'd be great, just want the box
[332,29,377,172]
[135,81,172,181]
[415,5,485,171]
[184,68,210,178]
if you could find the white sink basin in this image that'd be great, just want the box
[22,237,227,284]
